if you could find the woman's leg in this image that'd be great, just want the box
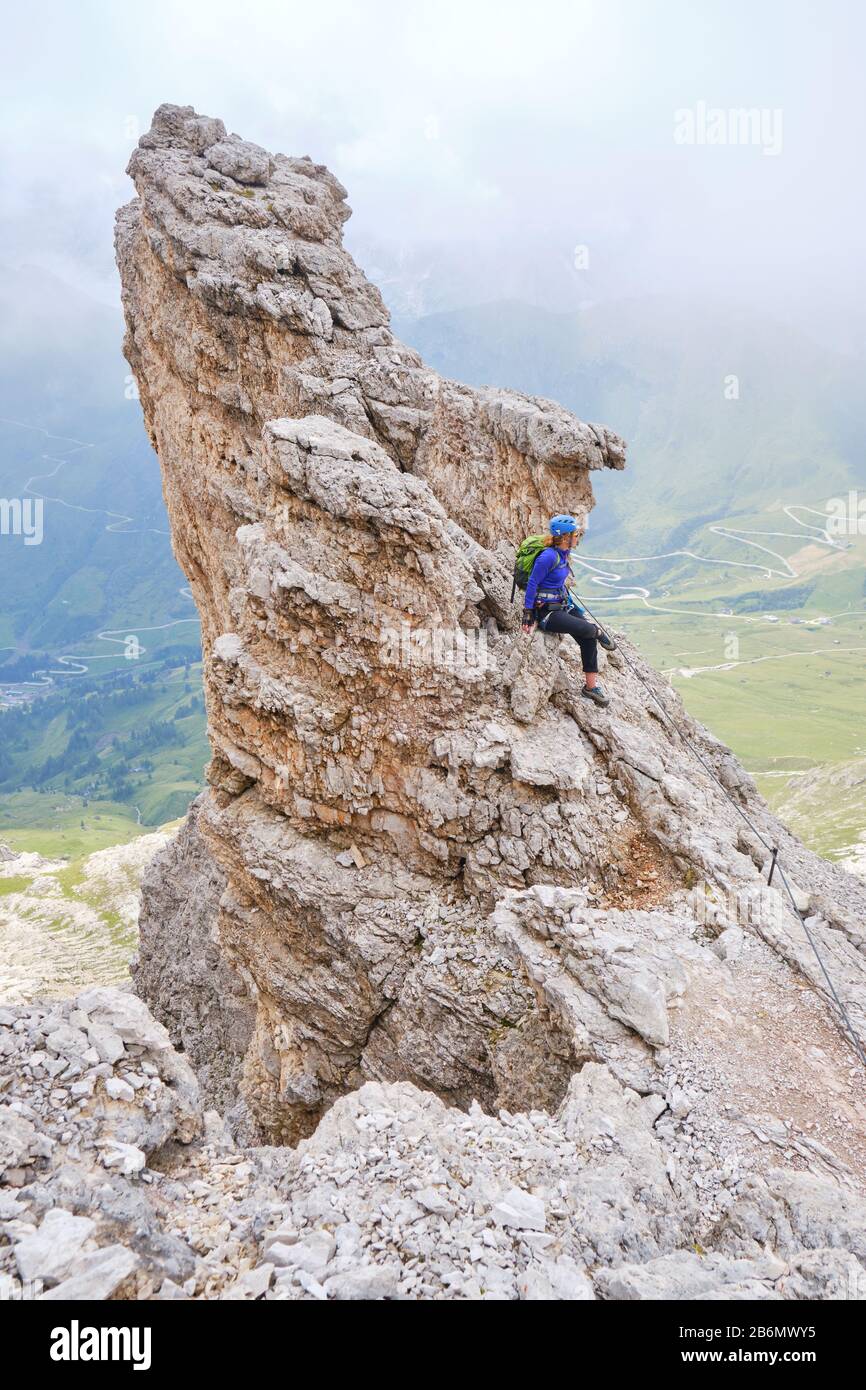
[540,609,599,681]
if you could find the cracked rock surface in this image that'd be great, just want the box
[8,101,846,1298]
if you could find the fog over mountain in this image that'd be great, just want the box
[2,0,865,347]
[396,294,866,547]
[2,0,864,662]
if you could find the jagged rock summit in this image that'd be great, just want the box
[75,102,866,1297]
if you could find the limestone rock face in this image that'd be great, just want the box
[118,105,866,1189]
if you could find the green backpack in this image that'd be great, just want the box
[511,535,549,600]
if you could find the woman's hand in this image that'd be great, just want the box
[521,610,536,634]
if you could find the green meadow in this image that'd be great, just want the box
[584,502,866,859]
[0,657,210,856]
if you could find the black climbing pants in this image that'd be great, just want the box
[538,607,599,674]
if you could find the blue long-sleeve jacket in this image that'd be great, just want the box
[524,546,571,609]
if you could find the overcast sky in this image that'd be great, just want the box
[2,0,865,332]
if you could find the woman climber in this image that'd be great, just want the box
[520,513,616,707]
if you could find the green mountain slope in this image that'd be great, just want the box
[0,270,195,670]
[0,658,210,831]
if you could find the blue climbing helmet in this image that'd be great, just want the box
[549,513,578,537]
